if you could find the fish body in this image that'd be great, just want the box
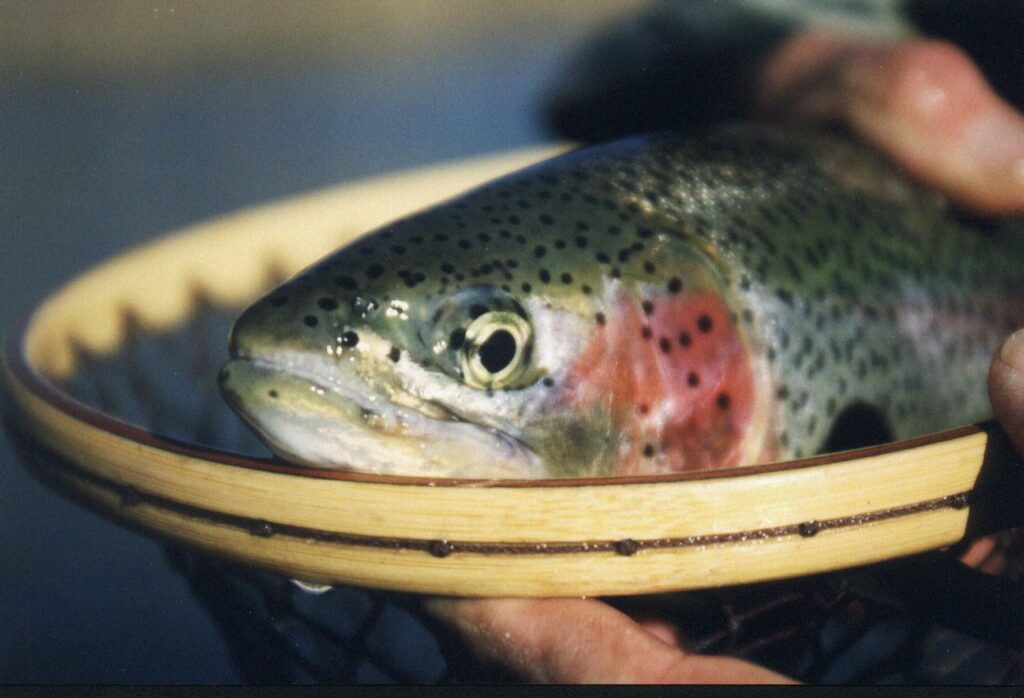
[220,127,1024,479]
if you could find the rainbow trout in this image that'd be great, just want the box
[220,127,1024,478]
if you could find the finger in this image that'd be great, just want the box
[424,597,795,684]
[989,329,1024,457]
[757,33,1024,215]
[634,616,685,648]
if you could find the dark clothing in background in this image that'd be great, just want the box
[545,0,1024,142]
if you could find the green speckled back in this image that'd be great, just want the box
[221,126,1024,477]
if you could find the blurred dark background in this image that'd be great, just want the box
[0,1,639,682]
[5,0,1024,684]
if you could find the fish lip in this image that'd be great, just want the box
[224,352,463,423]
[220,352,540,475]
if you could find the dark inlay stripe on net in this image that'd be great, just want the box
[52,453,971,558]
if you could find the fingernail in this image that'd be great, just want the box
[967,113,1024,185]
[998,328,1024,371]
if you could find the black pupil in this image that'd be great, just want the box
[478,329,517,374]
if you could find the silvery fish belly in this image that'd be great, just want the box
[219,127,1024,479]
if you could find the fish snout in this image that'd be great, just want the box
[227,301,265,360]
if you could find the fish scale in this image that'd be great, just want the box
[220,126,1024,478]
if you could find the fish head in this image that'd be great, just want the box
[220,202,604,478]
[221,142,772,478]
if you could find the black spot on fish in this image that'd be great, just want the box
[679,332,692,348]
[303,315,318,327]
[388,346,401,363]
[561,272,573,284]
[595,312,606,326]
[270,295,288,307]
[697,315,713,333]
[366,263,384,279]
[268,389,278,398]
[659,337,671,354]
[521,282,532,293]
[542,377,555,387]
[642,443,655,458]
[687,372,700,387]
[641,326,652,339]
[441,263,455,274]
[643,261,656,274]
[449,327,466,350]
[469,304,488,319]
[823,403,894,451]
[717,393,731,410]
[317,297,338,311]
[641,300,654,315]
[341,331,359,348]
[534,245,546,258]
[539,269,551,283]
[667,278,682,294]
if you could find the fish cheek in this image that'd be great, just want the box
[562,288,761,474]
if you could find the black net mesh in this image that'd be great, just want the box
[16,294,1024,684]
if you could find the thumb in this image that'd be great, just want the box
[988,329,1024,457]
[423,597,795,684]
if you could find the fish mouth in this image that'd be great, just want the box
[219,350,544,479]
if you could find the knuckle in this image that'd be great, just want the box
[873,39,979,111]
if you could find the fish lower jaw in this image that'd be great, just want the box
[254,411,545,479]
[220,357,545,478]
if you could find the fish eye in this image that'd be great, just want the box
[460,311,532,390]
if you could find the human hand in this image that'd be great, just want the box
[756,32,1024,215]
[424,597,795,683]
[427,32,1024,685]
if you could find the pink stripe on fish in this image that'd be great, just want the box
[563,288,759,474]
